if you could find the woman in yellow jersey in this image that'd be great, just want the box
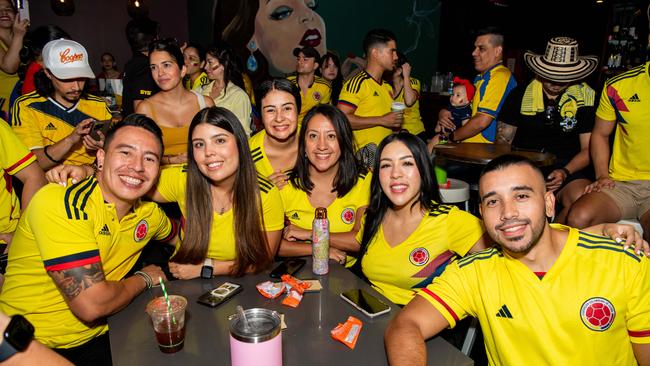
[280,105,370,263]
[353,132,489,305]
[136,39,214,165]
[0,0,28,116]
[150,107,284,279]
[249,79,301,188]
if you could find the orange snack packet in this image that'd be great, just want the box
[280,274,311,295]
[256,281,286,299]
[331,316,363,349]
[281,289,303,308]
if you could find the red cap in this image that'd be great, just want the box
[452,76,475,101]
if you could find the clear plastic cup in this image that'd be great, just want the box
[146,295,187,353]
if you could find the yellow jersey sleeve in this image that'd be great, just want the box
[595,80,616,122]
[11,93,46,150]
[444,206,484,255]
[149,204,175,243]
[625,256,650,343]
[258,175,284,231]
[0,121,35,174]
[29,185,101,271]
[156,165,187,203]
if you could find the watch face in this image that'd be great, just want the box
[6,315,34,352]
[201,266,213,279]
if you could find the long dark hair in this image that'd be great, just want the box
[289,104,362,196]
[317,52,343,104]
[205,43,245,91]
[353,132,441,275]
[213,0,269,87]
[173,107,271,276]
[148,38,185,68]
[255,78,302,117]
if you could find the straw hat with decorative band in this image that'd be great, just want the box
[523,37,598,83]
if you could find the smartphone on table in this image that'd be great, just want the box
[197,282,243,307]
[340,289,391,318]
[269,258,306,279]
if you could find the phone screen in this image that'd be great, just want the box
[90,120,111,140]
[341,289,390,315]
[270,258,305,278]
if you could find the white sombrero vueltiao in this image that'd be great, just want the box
[524,37,598,83]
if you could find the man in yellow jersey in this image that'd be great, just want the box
[287,46,331,125]
[567,61,650,241]
[11,39,112,170]
[0,115,177,366]
[338,28,401,167]
[386,155,650,365]
[435,26,516,144]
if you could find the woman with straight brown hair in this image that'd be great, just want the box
[152,106,284,278]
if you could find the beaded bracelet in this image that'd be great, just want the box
[134,271,153,289]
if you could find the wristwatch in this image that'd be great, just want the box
[0,315,34,361]
[200,258,213,279]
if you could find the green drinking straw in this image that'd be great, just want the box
[158,277,177,325]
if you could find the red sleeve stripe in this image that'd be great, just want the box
[45,256,100,271]
[628,330,650,338]
[43,249,101,271]
[337,100,357,110]
[5,152,35,174]
[421,288,459,321]
[157,218,178,243]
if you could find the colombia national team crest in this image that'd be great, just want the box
[134,220,149,242]
[409,247,430,266]
[313,91,322,101]
[341,207,355,224]
[580,297,615,331]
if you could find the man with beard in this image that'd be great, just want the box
[385,155,650,365]
[12,39,112,170]
[0,115,176,366]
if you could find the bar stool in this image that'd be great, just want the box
[439,178,470,211]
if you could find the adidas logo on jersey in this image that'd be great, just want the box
[45,122,57,130]
[98,224,111,236]
[628,94,641,102]
[290,212,300,220]
[373,91,379,96]
[496,304,513,319]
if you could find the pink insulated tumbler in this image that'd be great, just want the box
[229,308,282,366]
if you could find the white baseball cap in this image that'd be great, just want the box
[42,39,95,80]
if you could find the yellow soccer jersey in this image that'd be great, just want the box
[185,72,210,91]
[11,92,112,165]
[419,225,650,365]
[156,165,284,261]
[0,122,36,238]
[281,171,371,233]
[338,70,395,150]
[465,63,517,143]
[287,75,332,126]
[249,130,275,178]
[0,177,174,348]
[359,204,483,305]
[395,77,425,136]
[595,62,650,181]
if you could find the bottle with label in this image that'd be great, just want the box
[312,207,329,275]
[446,72,454,95]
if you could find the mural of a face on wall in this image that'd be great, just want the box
[213,0,327,81]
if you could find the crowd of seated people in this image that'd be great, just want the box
[1,7,650,364]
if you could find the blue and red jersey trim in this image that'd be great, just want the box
[421,288,459,322]
[43,249,101,271]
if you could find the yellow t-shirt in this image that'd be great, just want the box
[395,77,425,135]
[0,177,174,348]
[359,204,483,305]
[281,171,371,232]
[338,70,395,150]
[595,62,650,181]
[419,225,650,365]
[156,165,284,261]
[0,121,36,237]
[249,130,275,178]
[200,81,252,136]
[11,92,112,165]
[185,72,210,91]
[287,75,332,126]
[465,63,517,143]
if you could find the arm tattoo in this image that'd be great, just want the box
[49,262,105,301]
[496,121,517,145]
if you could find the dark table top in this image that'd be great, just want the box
[108,258,474,366]
[434,143,556,167]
